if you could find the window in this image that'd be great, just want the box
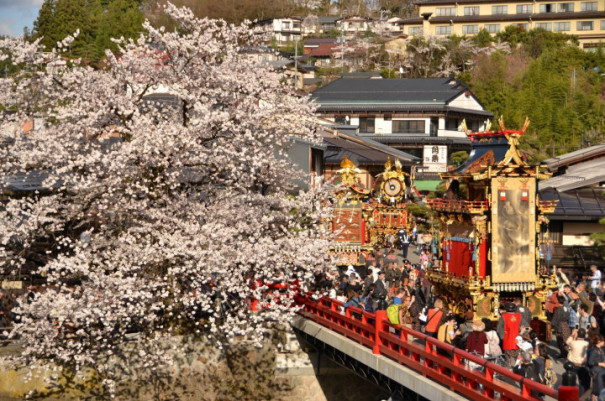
[516,4,533,13]
[462,25,479,34]
[436,25,452,35]
[485,24,501,33]
[577,21,594,30]
[392,120,426,134]
[334,116,347,124]
[517,23,528,30]
[492,5,508,15]
[359,117,375,133]
[536,22,552,30]
[445,118,460,130]
[554,21,571,31]
[558,3,574,12]
[582,2,598,11]
[464,6,480,15]
[539,3,554,12]
[436,7,456,16]
[409,26,423,35]
[601,20,605,30]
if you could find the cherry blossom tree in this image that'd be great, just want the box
[0,3,331,396]
[395,35,510,78]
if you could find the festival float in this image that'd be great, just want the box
[426,117,558,323]
[330,156,411,268]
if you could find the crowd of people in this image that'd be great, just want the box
[312,238,605,401]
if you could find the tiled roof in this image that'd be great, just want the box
[321,125,420,165]
[543,144,605,171]
[312,77,465,104]
[318,17,341,23]
[308,43,338,57]
[539,157,605,192]
[304,38,338,46]
[539,187,605,220]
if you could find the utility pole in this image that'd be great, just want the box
[340,18,345,73]
[294,36,298,90]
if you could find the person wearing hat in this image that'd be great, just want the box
[397,228,411,259]
[466,320,488,370]
[457,310,476,347]
[373,270,389,310]
[497,302,522,367]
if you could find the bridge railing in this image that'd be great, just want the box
[295,293,579,401]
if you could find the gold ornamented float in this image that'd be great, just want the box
[426,117,558,322]
[330,156,411,266]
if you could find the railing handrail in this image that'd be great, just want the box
[295,293,578,401]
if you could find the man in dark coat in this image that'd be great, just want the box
[374,271,389,310]
[550,295,571,359]
[513,297,532,329]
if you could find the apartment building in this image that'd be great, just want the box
[407,0,605,48]
[273,18,303,45]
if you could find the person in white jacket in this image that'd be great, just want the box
[483,318,503,360]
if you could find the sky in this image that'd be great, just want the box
[0,0,43,37]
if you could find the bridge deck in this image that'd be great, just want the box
[292,315,469,401]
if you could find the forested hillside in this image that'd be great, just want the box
[466,28,605,161]
[32,0,145,61]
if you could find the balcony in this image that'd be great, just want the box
[538,200,558,214]
[426,198,489,214]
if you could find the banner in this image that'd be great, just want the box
[491,177,536,283]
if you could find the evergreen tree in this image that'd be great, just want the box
[32,0,144,62]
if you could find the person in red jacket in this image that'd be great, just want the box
[497,302,522,367]
[425,298,444,338]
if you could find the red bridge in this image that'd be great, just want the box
[293,294,579,401]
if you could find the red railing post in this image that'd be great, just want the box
[452,352,463,385]
[521,380,530,398]
[557,386,579,401]
[424,337,433,369]
[331,299,339,323]
[483,364,494,398]
[400,326,408,357]
[373,310,386,355]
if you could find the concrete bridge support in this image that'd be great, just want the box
[290,315,469,401]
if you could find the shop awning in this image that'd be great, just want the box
[414,180,442,192]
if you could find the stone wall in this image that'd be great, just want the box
[0,325,388,401]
